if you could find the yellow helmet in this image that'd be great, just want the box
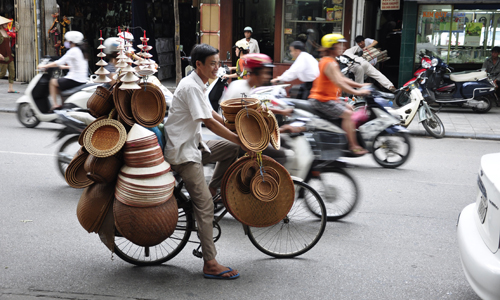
[321,33,347,48]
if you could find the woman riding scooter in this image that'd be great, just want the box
[38,31,89,111]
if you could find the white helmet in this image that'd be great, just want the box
[243,26,253,33]
[103,37,120,55]
[65,31,84,44]
[118,31,134,41]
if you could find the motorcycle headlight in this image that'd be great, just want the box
[421,60,431,69]
[431,58,438,67]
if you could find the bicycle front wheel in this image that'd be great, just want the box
[306,168,359,221]
[114,204,193,266]
[247,180,326,258]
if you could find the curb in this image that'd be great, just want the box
[409,129,500,141]
[0,107,15,113]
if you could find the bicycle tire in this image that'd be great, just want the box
[57,135,80,179]
[247,180,326,258]
[113,203,193,266]
[306,168,359,221]
[422,110,445,139]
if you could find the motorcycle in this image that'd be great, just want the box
[395,55,432,107]
[396,56,498,113]
[388,74,445,138]
[54,109,95,179]
[16,57,99,128]
[285,87,412,169]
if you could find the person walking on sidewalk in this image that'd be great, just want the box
[238,26,259,54]
[271,41,319,99]
[0,16,16,93]
[164,44,251,280]
[309,33,370,156]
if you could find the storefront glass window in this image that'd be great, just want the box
[282,0,344,62]
[417,5,500,64]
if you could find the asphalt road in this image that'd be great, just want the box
[0,112,498,300]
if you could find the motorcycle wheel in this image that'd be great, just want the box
[17,103,40,128]
[57,135,80,179]
[472,95,493,113]
[372,131,411,169]
[422,110,445,139]
[395,90,411,107]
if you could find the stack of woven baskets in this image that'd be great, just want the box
[219,97,293,227]
[70,31,177,247]
[114,124,178,247]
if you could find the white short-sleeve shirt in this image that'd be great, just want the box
[165,71,213,165]
[55,47,88,83]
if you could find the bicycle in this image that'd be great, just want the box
[113,177,327,266]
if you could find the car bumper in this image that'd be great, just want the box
[457,203,500,300]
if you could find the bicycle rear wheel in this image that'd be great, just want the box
[114,203,193,266]
[247,180,326,258]
[306,168,359,221]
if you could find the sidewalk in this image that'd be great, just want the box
[1,78,499,141]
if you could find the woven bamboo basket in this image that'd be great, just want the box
[65,147,94,189]
[221,155,294,227]
[76,182,115,233]
[83,118,127,158]
[87,86,114,118]
[250,173,279,202]
[220,98,260,114]
[262,109,280,150]
[114,196,178,247]
[84,153,123,184]
[235,108,270,153]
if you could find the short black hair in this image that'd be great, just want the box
[492,46,500,53]
[290,41,305,52]
[355,36,364,43]
[190,44,219,69]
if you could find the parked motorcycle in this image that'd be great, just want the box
[389,75,445,138]
[396,56,498,113]
[286,87,412,169]
[16,57,98,128]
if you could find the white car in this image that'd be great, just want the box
[457,153,500,300]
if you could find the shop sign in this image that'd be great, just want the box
[381,0,399,11]
[284,28,292,35]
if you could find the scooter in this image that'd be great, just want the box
[53,109,95,180]
[395,55,432,106]
[286,87,412,169]
[397,56,497,113]
[16,57,99,128]
[387,74,445,138]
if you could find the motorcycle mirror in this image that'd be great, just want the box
[226,51,230,61]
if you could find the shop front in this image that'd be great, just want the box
[399,1,500,86]
[218,0,353,83]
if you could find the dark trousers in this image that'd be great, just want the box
[298,81,313,100]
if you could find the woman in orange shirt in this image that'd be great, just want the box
[308,34,370,155]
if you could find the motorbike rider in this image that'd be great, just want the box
[238,26,259,54]
[164,44,251,280]
[38,31,89,111]
[222,53,291,165]
[308,33,370,156]
[482,46,500,85]
[343,45,396,92]
[270,41,319,99]
[226,40,249,80]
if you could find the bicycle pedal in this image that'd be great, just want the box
[192,249,203,259]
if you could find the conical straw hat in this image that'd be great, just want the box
[0,16,11,26]
[127,123,155,142]
[93,74,111,83]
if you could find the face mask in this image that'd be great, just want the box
[64,41,71,48]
